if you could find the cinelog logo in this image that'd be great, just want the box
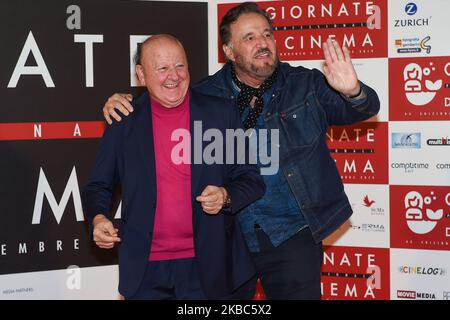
[399,265,446,276]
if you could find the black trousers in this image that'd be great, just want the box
[230,227,323,300]
[126,257,206,300]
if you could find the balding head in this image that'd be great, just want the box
[135,34,190,108]
[135,34,186,66]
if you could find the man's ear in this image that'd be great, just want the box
[135,64,146,86]
[222,44,235,62]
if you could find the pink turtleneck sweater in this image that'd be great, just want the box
[148,93,194,261]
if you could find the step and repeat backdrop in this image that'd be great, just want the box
[0,0,449,300]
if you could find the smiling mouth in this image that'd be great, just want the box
[254,50,272,59]
[164,83,179,89]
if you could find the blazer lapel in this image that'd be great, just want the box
[189,90,203,202]
[137,93,157,193]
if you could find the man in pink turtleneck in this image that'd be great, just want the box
[82,35,265,299]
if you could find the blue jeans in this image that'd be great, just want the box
[230,227,323,300]
[126,257,206,300]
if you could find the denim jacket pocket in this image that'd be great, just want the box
[278,97,322,148]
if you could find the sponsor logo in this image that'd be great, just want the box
[404,191,444,234]
[389,57,450,120]
[392,133,421,149]
[394,3,431,29]
[397,290,416,299]
[436,163,450,170]
[427,138,450,146]
[390,186,450,250]
[416,292,436,299]
[349,223,385,232]
[405,3,418,15]
[362,223,385,232]
[399,265,446,276]
[360,195,386,216]
[391,162,429,173]
[371,207,385,216]
[395,36,431,54]
[404,62,442,106]
[363,195,376,207]
[350,195,385,216]
[397,290,437,299]
[394,18,429,27]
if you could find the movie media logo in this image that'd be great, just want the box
[399,265,446,276]
[397,290,437,300]
[397,290,416,299]
[391,133,421,149]
[404,190,444,234]
[427,138,450,146]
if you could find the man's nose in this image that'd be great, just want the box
[255,35,268,48]
[167,67,180,80]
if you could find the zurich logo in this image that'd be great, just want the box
[405,3,418,15]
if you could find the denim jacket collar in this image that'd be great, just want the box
[206,62,289,100]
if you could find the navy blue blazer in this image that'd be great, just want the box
[82,89,265,299]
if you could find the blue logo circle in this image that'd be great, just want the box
[405,3,418,15]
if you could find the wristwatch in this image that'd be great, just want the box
[223,193,232,209]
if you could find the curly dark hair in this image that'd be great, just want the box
[219,2,273,46]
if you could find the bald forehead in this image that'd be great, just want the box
[142,35,186,56]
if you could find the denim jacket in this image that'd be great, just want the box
[193,62,380,242]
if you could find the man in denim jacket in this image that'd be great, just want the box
[102,2,380,299]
